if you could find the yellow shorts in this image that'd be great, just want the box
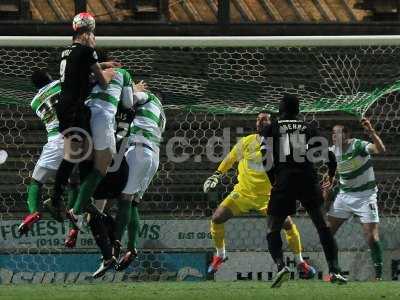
[220,190,269,216]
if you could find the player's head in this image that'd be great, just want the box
[72,30,95,48]
[31,69,52,90]
[256,111,271,133]
[279,94,299,119]
[96,49,111,63]
[332,124,351,145]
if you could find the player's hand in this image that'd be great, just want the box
[101,61,122,69]
[134,80,147,92]
[361,117,374,133]
[103,68,116,82]
[203,171,222,193]
[321,175,334,191]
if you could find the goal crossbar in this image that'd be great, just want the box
[1,35,400,47]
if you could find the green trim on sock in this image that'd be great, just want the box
[73,169,104,214]
[27,181,41,213]
[127,205,140,250]
[115,201,131,242]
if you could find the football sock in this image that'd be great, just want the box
[27,180,41,214]
[308,207,340,273]
[67,184,79,210]
[66,184,79,230]
[78,160,93,182]
[103,213,117,243]
[317,226,340,274]
[211,221,225,257]
[73,169,104,214]
[370,240,383,278]
[88,214,113,260]
[267,231,285,271]
[284,223,303,262]
[115,200,130,242]
[216,247,226,259]
[127,204,140,250]
[53,159,75,204]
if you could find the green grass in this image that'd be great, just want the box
[0,281,399,300]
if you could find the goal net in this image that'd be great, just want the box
[0,36,399,283]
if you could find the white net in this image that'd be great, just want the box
[0,39,399,282]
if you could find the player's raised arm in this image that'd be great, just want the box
[260,122,274,177]
[99,61,121,70]
[91,63,115,89]
[361,118,386,154]
[203,139,242,193]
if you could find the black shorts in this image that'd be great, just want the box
[93,157,129,200]
[267,169,324,217]
[56,101,91,136]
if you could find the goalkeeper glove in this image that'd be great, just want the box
[203,171,222,193]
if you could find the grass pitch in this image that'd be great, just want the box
[0,281,399,300]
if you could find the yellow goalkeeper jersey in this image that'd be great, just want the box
[217,133,272,197]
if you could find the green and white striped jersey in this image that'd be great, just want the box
[87,68,133,114]
[331,139,377,193]
[130,92,166,151]
[30,80,61,140]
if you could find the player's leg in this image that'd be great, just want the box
[327,216,347,235]
[113,147,144,268]
[116,146,158,270]
[70,148,111,214]
[68,108,114,225]
[89,210,117,278]
[21,134,65,233]
[64,160,95,247]
[115,145,147,244]
[304,196,347,285]
[267,214,287,271]
[18,166,55,235]
[115,193,133,245]
[267,215,291,288]
[46,108,86,221]
[282,217,316,279]
[266,172,296,288]
[208,205,234,274]
[362,223,383,280]
[357,192,382,280]
[326,192,351,235]
[306,206,347,284]
[209,190,249,274]
[300,177,347,284]
[115,195,140,271]
[64,166,80,248]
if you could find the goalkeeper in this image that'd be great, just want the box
[203,112,315,277]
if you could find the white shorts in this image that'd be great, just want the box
[89,106,116,154]
[327,190,380,223]
[122,144,159,197]
[32,134,64,182]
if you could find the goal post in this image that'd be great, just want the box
[0,36,399,283]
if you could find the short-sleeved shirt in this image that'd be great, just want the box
[330,139,377,193]
[59,43,98,111]
[30,80,61,140]
[129,92,165,151]
[261,119,321,175]
[86,68,133,115]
